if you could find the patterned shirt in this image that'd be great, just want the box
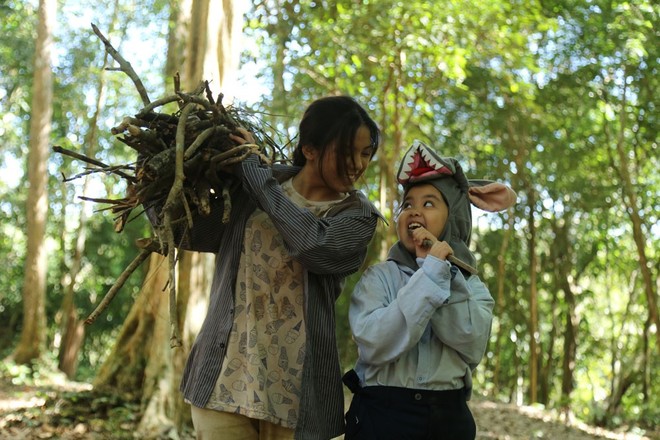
[206,178,347,428]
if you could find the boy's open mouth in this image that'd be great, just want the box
[407,223,424,236]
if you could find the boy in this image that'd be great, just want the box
[343,140,516,440]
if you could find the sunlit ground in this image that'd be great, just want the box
[472,399,653,440]
[0,377,654,440]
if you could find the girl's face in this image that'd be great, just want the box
[305,125,374,198]
[397,183,449,254]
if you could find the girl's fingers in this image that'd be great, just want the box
[234,127,256,143]
[229,133,255,145]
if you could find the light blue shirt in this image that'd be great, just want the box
[349,255,494,398]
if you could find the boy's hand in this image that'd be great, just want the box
[427,240,453,261]
[410,227,453,260]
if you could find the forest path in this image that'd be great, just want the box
[470,397,654,440]
[0,378,655,440]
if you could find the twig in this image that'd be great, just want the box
[91,23,151,105]
[84,247,154,325]
[136,95,182,116]
[53,146,135,181]
[184,126,222,160]
[221,186,231,223]
[447,255,478,275]
[53,145,108,168]
[161,103,195,348]
[78,195,130,205]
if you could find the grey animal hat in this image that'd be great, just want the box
[395,140,517,272]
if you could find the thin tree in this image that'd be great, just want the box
[11,0,55,365]
[56,4,122,379]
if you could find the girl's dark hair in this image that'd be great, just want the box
[292,96,380,181]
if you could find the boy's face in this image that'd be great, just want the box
[397,183,449,254]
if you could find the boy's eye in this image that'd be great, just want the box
[424,201,433,207]
[402,202,412,209]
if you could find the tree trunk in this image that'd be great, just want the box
[377,56,403,261]
[538,280,558,406]
[269,4,295,148]
[600,275,643,426]
[184,0,245,93]
[540,217,577,406]
[93,254,170,392]
[165,0,191,89]
[11,0,55,365]
[137,251,213,435]
[527,193,539,403]
[601,352,643,426]
[492,212,513,394]
[559,273,578,406]
[507,115,539,403]
[136,253,189,439]
[57,313,85,376]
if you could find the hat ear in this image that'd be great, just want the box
[468,180,517,212]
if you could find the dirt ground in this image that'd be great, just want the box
[469,398,656,440]
[0,378,656,440]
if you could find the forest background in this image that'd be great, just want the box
[0,0,657,439]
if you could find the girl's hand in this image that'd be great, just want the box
[222,127,260,175]
[229,127,256,145]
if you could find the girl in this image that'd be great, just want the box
[149,96,382,440]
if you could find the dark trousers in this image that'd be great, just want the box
[343,374,476,440]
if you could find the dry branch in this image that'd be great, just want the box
[91,23,151,106]
[84,246,154,325]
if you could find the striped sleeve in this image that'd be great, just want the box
[239,155,378,275]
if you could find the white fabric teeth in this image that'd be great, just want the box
[398,141,444,181]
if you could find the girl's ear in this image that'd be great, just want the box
[468,181,517,212]
[301,144,317,162]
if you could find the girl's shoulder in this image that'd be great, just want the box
[327,190,385,220]
[273,163,300,182]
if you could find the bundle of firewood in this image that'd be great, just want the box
[54,24,286,347]
[59,81,281,234]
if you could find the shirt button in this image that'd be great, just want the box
[414,393,422,401]
[219,343,225,349]
[417,376,423,382]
